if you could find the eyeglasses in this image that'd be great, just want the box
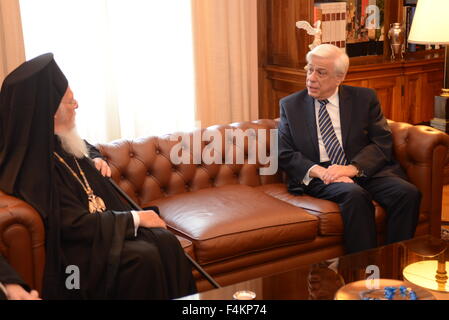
[305,65,330,79]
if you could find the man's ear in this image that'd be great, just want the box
[335,73,346,86]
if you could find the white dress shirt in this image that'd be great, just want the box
[303,88,344,185]
[131,211,140,236]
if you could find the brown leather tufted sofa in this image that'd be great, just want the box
[1,119,448,295]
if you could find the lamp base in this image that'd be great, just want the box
[403,261,449,292]
[430,95,449,132]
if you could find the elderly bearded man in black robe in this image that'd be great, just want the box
[0,53,197,300]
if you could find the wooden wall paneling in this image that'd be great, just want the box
[292,0,313,68]
[421,70,444,123]
[368,76,402,121]
[257,0,445,122]
[403,74,422,123]
[264,65,307,119]
[403,52,446,123]
[267,0,312,68]
[258,0,314,119]
[342,80,368,87]
[267,0,293,66]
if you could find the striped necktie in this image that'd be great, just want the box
[317,99,347,165]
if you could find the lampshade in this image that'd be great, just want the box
[408,0,449,44]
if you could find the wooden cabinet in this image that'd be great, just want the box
[258,0,445,123]
[344,51,444,123]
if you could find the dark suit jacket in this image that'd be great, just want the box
[278,85,406,194]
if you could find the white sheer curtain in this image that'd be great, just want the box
[19,0,195,143]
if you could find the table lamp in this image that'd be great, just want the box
[408,0,449,132]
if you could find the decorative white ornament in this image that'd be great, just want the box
[296,20,322,50]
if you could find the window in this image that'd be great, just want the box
[20,0,195,142]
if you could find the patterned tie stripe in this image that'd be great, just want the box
[317,99,347,165]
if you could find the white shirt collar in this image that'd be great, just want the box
[327,88,339,107]
[315,87,339,107]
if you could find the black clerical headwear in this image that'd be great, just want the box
[0,53,68,299]
[0,53,68,210]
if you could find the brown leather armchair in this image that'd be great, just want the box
[0,191,45,293]
[1,119,448,294]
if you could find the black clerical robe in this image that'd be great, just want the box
[0,254,30,300]
[53,141,197,299]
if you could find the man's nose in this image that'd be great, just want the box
[308,71,318,82]
[307,74,318,83]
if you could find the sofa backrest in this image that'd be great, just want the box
[97,119,283,208]
[387,119,449,235]
[98,119,449,235]
[0,118,448,291]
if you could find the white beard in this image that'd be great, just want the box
[56,127,88,158]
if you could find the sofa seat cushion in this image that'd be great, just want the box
[148,185,319,264]
[175,235,194,259]
[256,183,393,236]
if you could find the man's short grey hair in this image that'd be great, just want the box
[306,44,350,77]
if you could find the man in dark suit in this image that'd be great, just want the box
[278,44,420,253]
[0,254,40,300]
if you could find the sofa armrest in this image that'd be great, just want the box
[0,191,45,293]
[388,120,449,237]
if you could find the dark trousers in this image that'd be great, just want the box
[305,175,421,254]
